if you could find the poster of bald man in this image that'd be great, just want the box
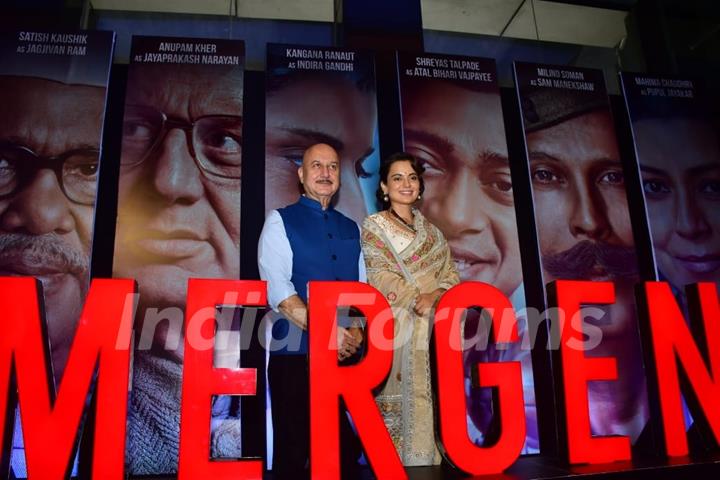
[0,28,114,478]
[112,35,245,475]
[514,61,650,445]
[265,44,380,225]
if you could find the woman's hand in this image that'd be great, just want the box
[413,288,446,316]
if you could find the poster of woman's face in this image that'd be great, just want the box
[622,74,720,294]
[634,114,720,290]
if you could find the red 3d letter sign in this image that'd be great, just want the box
[0,277,135,479]
[433,282,526,475]
[178,279,267,480]
[548,280,631,464]
[308,281,406,480]
[638,282,720,456]
[3,278,719,479]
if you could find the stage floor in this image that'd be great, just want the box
[133,452,720,479]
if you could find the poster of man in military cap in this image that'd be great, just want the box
[514,62,650,444]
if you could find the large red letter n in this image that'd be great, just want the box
[640,282,720,456]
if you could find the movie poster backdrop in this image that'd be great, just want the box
[621,74,720,304]
[397,52,539,453]
[514,62,650,444]
[112,35,245,475]
[263,42,379,467]
[621,73,720,434]
[264,43,380,223]
[0,29,115,478]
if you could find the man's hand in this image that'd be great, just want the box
[413,288,446,316]
[348,325,364,345]
[278,294,308,330]
[337,326,361,361]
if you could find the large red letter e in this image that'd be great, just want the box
[178,279,266,480]
[549,280,631,464]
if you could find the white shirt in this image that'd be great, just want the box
[257,209,367,311]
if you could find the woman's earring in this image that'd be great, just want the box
[383,193,389,202]
[417,194,422,200]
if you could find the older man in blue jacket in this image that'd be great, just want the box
[258,143,365,479]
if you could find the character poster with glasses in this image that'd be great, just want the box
[396,52,539,454]
[113,35,245,475]
[0,29,114,478]
[514,62,650,445]
[265,43,380,224]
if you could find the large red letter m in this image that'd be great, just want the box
[0,277,135,479]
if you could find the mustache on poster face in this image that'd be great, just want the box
[542,240,639,280]
[0,233,88,276]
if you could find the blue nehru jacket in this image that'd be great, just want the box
[271,196,361,355]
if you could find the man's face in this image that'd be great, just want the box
[526,109,635,284]
[403,82,522,296]
[113,66,242,311]
[635,117,720,288]
[265,76,376,222]
[0,77,103,366]
[298,144,340,202]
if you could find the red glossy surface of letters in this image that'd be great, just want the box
[554,280,631,464]
[434,282,525,475]
[178,279,266,480]
[0,277,134,479]
[308,281,406,480]
[643,282,720,456]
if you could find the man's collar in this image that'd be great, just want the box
[299,194,334,211]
